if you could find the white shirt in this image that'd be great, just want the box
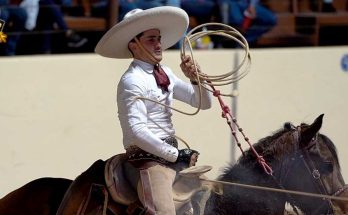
[117,59,212,162]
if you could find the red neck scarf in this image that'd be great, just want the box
[153,64,170,92]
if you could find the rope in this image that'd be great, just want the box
[135,22,253,150]
[180,23,272,174]
[201,178,348,202]
[180,23,251,96]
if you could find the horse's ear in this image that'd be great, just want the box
[300,114,324,148]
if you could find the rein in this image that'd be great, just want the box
[200,178,348,202]
[332,184,348,197]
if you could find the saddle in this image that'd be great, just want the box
[57,154,213,215]
[104,153,138,205]
[104,154,214,213]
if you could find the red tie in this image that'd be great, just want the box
[153,64,170,92]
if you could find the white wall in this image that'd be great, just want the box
[1,46,347,198]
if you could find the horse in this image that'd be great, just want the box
[0,177,72,214]
[0,156,211,215]
[1,114,347,214]
[203,114,348,215]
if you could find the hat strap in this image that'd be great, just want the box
[134,37,160,65]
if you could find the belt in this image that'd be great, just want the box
[126,136,178,164]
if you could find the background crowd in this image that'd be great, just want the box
[0,0,346,56]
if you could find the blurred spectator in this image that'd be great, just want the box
[309,0,336,12]
[20,0,87,53]
[90,0,182,48]
[19,0,38,30]
[181,0,218,27]
[36,0,87,53]
[218,0,277,45]
[321,0,336,12]
[90,0,180,22]
[180,0,219,49]
[0,0,27,55]
[119,0,180,19]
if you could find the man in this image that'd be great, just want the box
[0,0,27,55]
[97,6,212,214]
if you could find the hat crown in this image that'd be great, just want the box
[123,9,143,20]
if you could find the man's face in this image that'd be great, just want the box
[131,29,162,63]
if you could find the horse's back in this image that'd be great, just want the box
[0,177,72,215]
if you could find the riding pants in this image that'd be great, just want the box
[135,163,176,215]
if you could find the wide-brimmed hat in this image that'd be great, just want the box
[95,6,189,59]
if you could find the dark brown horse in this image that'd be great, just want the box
[0,157,204,215]
[204,114,348,214]
[1,115,347,214]
[0,177,72,214]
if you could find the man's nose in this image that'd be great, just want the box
[155,41,161,49]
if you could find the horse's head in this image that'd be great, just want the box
[274,114,348,214]
[205,114,347,215]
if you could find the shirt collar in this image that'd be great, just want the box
[132,59,157,74]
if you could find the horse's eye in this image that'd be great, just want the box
[320,161,333,173]
[306,143,316,151]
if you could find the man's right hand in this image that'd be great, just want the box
[180,55,202,81]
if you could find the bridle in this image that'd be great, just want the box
[199,122,348,214]
[277,125,348,214]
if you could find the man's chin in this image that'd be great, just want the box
[154,55,162,62]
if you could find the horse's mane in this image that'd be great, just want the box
[237,122,295,166]
[233,122,340,171]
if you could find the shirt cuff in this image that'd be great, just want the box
[161,143,179,162]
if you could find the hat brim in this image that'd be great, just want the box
[95,6,189,59]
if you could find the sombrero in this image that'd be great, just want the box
[95,6,189,59]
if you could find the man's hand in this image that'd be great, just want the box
[189,152,199,167]
[180,55,202,81]
[177,148,199,167]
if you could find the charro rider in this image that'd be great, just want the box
[57,6,212,215]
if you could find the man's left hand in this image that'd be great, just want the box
[189,152,199,167]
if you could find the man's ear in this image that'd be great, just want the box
[128,41,137,52]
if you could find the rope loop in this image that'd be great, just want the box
[180,22,252,97]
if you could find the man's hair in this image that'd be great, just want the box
[128,32,144,56]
